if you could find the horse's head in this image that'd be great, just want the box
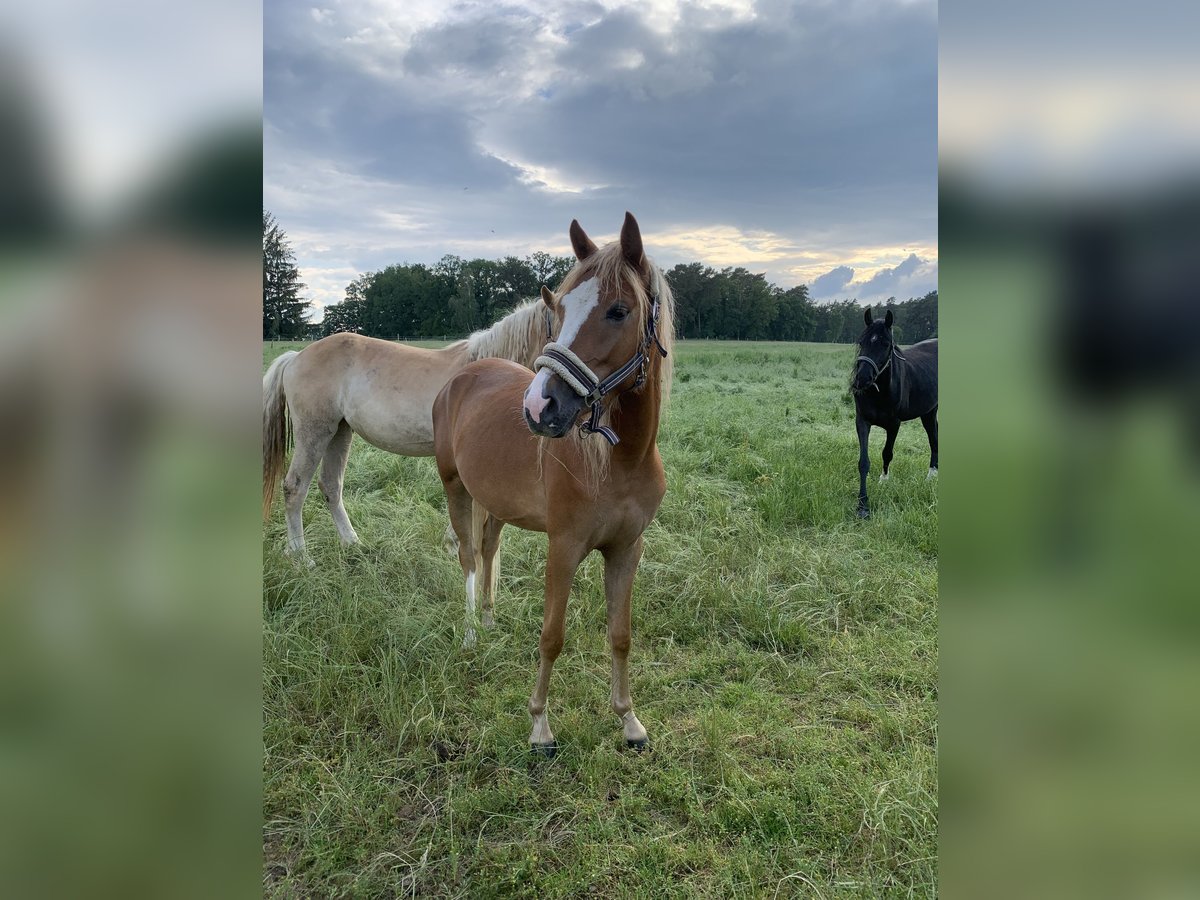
[851,307,895,394]
[523,212,664,440]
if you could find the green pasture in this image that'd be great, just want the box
[263,339,937,898]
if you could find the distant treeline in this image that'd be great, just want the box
[317,254,937,344]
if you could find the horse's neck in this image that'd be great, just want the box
[611,377,662,466]
[883,356,905,406]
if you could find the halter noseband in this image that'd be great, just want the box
[534,295,667,445]
[855,342,905,391]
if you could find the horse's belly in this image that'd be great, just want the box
[349,416,434,456]
[344,386,437,455]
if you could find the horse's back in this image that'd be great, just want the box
[905,338,937,358]
[287,333,464,454]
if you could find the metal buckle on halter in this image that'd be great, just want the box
[579,403,619,445]
[634,355,648,389]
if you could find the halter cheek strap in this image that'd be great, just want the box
[533,298,667,446]
[855,344,905,391]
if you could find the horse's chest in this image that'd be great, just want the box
[855,394,896,425]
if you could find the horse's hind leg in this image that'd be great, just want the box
[318,420,359,546]
[856,414,872,518]
[880,424,899,482]
[443,475,479,648]
[921,408,938,478]
[282,421,334,561]
[471,502,503,629]
[602,536,649,750]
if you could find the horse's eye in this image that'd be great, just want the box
[607,306,629,321]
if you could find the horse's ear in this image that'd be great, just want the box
[620,211,644,268]
[569,219,597,261]
[864,307,873,326]
[885,309,894,328]
[540,284,557,310]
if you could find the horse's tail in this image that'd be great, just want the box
[263,351,299,520]
[471,500,487,580]
[470,500,499,599]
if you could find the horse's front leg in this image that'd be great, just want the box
[602,536,648,750]
[856,414,872,518]
[529,538,586,756]
[880,424,899,481]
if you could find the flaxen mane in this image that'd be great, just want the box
[466,297,553,369]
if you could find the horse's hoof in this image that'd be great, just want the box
[530,741,558,758]
[626,737,650,752]
[927,467,938,480]
[287,551,316,569]
[857,506,871,519]
[879,472,889,482]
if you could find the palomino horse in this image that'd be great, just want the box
[433,212,674,756]
[850,308,938,518]
[263,298,553,558]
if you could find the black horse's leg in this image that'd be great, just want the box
[880,424,899,481]
[856,414,871,518]
[921,408,938,478]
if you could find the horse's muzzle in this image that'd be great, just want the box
[523,378,585,438]
[524,406,572,438]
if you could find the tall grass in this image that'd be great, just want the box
[264,340,937,898]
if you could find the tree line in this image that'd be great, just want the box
[264,211,937,344]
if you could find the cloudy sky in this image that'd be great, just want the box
[264,0,936,319]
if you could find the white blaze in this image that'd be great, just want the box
[523,278,600,421]
[554,278,599,348]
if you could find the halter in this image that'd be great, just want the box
[534,295,668,445]
[855,342,905,392]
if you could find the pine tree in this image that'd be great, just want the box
[262,210,310,340]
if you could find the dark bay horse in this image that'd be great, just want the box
[433,213,674,755]
[850,308,938,518]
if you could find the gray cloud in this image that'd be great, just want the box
[811,253,938,304]
[854,253,937,302]
[264,0,937,313]
[811,265,855,298]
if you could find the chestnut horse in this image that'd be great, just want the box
[433,213,674,755]
[263,298,553,559]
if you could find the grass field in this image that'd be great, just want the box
[263,339,937,898]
